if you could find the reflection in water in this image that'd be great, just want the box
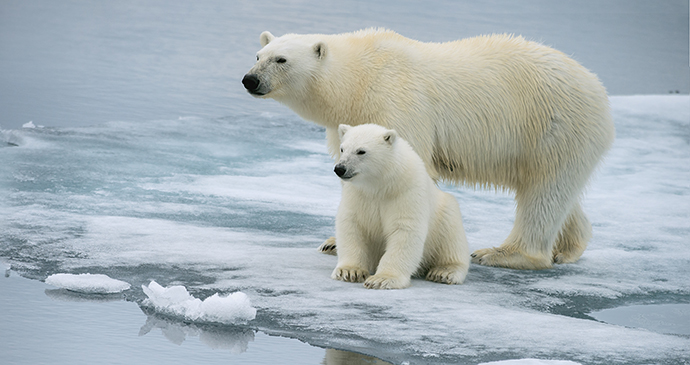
[44,288,124,303]
[41,278,393,363]
[138,313,255,354]
[323,349,394,365]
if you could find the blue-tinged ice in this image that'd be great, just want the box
[45,273,131,294]
[142,281,257,324]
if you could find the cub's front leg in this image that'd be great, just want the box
[331,217,371,284]
[364,227,425,290]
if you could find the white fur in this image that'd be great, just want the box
[245,29,615,270]
[332,124,469,289]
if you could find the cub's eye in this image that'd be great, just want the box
[356,150,366,155]
[276,57,287,64]
[340,148,343,153]
[256,55,259,61]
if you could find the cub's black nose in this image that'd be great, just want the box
[334,164,347,178]
[242,74,260,92]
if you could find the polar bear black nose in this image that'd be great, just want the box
[242,74,260,92]
[334,164,347,178]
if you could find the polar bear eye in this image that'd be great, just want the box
[256,55,259,61]
[340,148,343,153]
[356,150,366,155]
[276,57,287,64]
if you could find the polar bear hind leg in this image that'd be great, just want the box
[424,194,470,284]
[471,171,584,270]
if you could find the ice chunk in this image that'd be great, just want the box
[45,273,131,294]
[141,281,256,324]
[22,121,36,129]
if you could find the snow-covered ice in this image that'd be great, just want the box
[1,95,688,364]
[142,281,257,325]
[45,273,131,294]
[479,360,581,365]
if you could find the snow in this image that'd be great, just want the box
[479,360,581,365]
[1,95,688,364]
[142,281,257,325]
[45,273,131,294]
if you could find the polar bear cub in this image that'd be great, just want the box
[332,124,469,289]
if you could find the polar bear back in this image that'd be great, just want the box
[306,30,613,188]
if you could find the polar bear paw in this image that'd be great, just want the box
[363,274,410,290]
[332,266,368,283]
[426,265,467,284]
[471,247,553,270]
[318,237,337,255]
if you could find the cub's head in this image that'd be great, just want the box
[334,124,397,184]
[242,31,327,100]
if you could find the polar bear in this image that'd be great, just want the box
[242,29,615,270]
[332,124,469,289]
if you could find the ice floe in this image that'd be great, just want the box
[45,273,131,294]
[142,281,256,325]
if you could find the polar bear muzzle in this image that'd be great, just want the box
[242,74,264,95]
[334,164,356,180]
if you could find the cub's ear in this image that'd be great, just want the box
[260,31,275,47]
[338,124,352,140]
[383,129,397,145]
[313,42,327,59]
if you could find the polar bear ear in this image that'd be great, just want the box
[260,31,275,47]
[338,124,352,140]
[313,42,327,59]
[383,130,397,145]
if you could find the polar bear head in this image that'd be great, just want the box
[334,124,398,185]
[242,31,327,101]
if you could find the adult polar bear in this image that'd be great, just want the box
[242,29,614,270]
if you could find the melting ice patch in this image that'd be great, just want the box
[142,281,257,324]
[45,273,131,294]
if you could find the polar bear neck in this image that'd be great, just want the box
[281,30,416,130]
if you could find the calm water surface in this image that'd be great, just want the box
[1,270,392,365]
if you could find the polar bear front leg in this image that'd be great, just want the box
[331,223,371,283]
[318,236,337,255]
[364,229,424,289]
[332,266,369,283]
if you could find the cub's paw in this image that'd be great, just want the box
[363,274,410,290]
[426,265,467,285]
[318,237,337,255]
[471,247,552,270]
[331,266,368,283]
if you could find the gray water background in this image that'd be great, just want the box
[1,0,688,131]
